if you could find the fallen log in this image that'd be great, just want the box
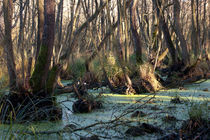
[55,86,74,95]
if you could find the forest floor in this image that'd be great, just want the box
[1,79,209,139]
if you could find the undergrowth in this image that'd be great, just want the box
[67,58,86,80]
[0,53,9,89]
[188,101,209,122]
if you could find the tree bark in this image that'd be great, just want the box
[30,0,55,94]
[3,0,17,91]
[191,0,199,59]
[117,0,133,94]
[18,0,28,87]
[153,0,178,65]
[54,0,63,63]
[173,0,190,66]
[36,0,44,61]
[130,0,143,65]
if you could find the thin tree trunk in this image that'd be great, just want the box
[202,0,208,59]
[36,0,44,61]
[85,0,133,68]
[55,0,63,63]
[60,0,111,61]
[124,1,129,62]
[191,0,199,59]
[18,0,28,87]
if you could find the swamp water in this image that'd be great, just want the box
[0,80,209,140]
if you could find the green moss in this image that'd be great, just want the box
[0,75,9,89]
[136,55,143,65]
[30,45,48,93]
[46,65,59,94]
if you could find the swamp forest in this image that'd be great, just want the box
[0,0,209,139]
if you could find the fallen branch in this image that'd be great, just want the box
[55,86,74,95]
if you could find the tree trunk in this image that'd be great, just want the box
[130,0,143,65]
[18,0,28,87]
[173,0,190,66]
[131,0,162,92]
[36,0,44,61]
[191,0,199,59]
[116,0,134,95]
[84,0,134,70]
[54,0,63,63]
[201,0,208,59]
[30,0,55,94]
[3,0,17,91]
[153,0,178,65]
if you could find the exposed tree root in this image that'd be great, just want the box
[159,119,210,140]
[0,92,62,123]
[163,59,210,87]
[56,72,101,95]
[125,123,163,136]
[57,63,163,95]
[57,59,208,96]
[72,98,102,113]
[134,63,162,93]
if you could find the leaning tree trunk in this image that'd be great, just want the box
[153,0,178,66]
[30,0,57,94]
[84,0,134,71]
[3,0,17,91]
